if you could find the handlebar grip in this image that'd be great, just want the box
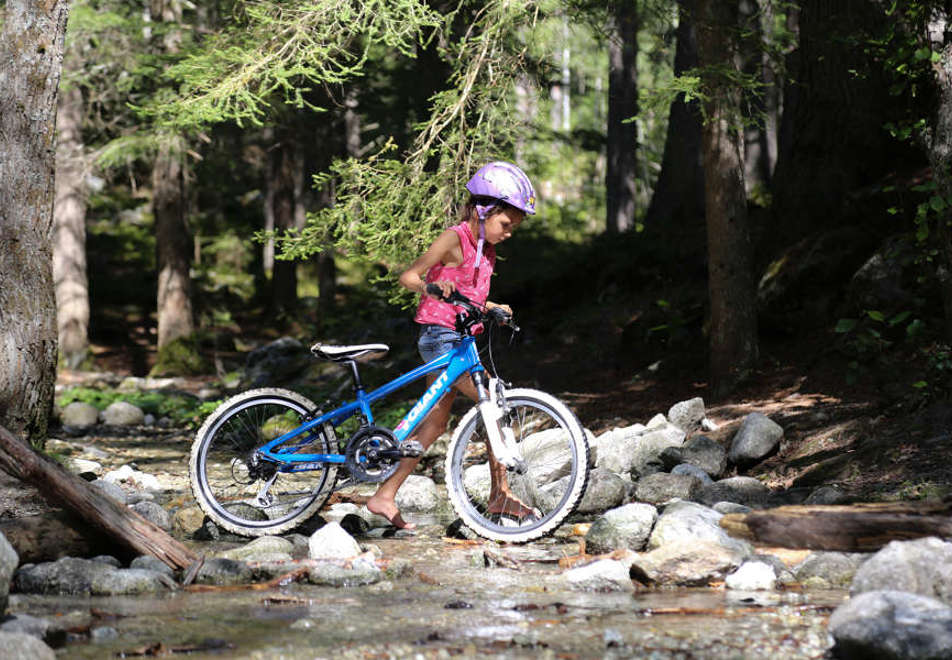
[425,283,472,306]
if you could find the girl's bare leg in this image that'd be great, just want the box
[366,375,455,529]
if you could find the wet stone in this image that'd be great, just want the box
[0,631,55,660]
[563,558,635,592]
[194,558,254,586]
[307,556,382,587]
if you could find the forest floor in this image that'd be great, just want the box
[76,306,952,506]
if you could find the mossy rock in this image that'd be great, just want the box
[150,335,211,377]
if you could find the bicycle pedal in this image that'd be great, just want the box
[399,440,424,458]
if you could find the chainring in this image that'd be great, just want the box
[344,426,400,483]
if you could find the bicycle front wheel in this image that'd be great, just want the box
[189,388,337,537]
[444,388,590,543]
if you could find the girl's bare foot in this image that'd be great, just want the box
[366,495,417,530]
[486,492,537,519]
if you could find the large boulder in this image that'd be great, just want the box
[0,533,18,613]
[100,401,145,426]
[698,476,771,508]
[851,537,952,604]
[394,475,442,513]
[308,522,362,560]
[647,500,751,557]
[634,472,703,505]
[60,402,99,428]
[829,590,952,660]
[728,413,783,467]
[584,502,658,554]
[661,435,728,479]
[666,398,706,435]
[630,538,749,586]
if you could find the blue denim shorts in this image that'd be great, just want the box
[418,324,462,363]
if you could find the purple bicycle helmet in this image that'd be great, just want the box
[465,161,537,217]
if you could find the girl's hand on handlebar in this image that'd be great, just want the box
[425,280,456,300]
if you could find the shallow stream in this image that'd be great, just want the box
[10,525,846,659]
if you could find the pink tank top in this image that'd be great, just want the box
[414,222,496,330]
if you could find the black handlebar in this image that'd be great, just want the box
[424,283,519,333]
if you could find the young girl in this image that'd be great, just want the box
[366,161,537,530]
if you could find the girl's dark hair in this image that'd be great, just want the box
[458,195,507,224]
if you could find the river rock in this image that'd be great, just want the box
[244,337,311,387]
[725,561,777,590]
[728,413,783,467]
[829,590,952,660]
[65,457,103,477]
[218,535,295,563]
[793,551,866,588]
[584,502,658,554]
[60,402,99,428]
[630,425,688,479]
[592,424,646,474]
[630,538,749,586]
[647,500,751,556]
[0,632,55,660]
[309,521,362,560]
[667,398,706,434]
[172,505,206,537]
[130,501,171,531]
[804,484,851,505]
[661,435,728,478]
[563,559,635,592]
[0,532,18,613]
[394,475,442,512]
[90,479,128,504]
[670,463,714,485]
[130,555,175,578]
[0,613,51,639]
[14,557,170,595]
[100,401,145,426]
[102,465,161,492]
[194,558,254,585]
[698,476,770,508]
[634,472,702,505]
[307,554,382,587]
[565,467,628,514]
[850,537,952,604]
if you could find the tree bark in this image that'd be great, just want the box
[53,83,91,369]
[643,0,705,256]
[0,0,71,445]
[153,136,195,349]
[605,0,639,234]
[0,423,197,570]
[269,131,299,313]
[739,0,771,194]
[696,0,759,396]
[720,501,952,552]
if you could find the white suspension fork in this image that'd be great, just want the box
[477,377,525,472]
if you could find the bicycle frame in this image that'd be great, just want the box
[256,335,485,471]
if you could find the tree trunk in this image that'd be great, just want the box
[739,0,770,194]
[696,0,759,396]
[0,423,197,570]
[153,136,195,349]
[269,131,298,313]
[922,9,952,342]
[643,0,705,256]
[769,0,896,254]
[0,0,71,445]
[720,501,952,552]
[605,1,639,234]
[53,83,90,370]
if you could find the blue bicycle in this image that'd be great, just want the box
[189,288,590,542]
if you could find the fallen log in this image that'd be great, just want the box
[720,501,952,552]
[0,423,197,571]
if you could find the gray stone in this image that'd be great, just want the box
[678,435,728,478]
[130,555,175,578]
[728,413,783,467]
[102,464,162,491]
[630,539,749,586]
[794,551,866,588]
[100,400,145,426]
[667,398,706,434]
[670,463,714,485]
[65,457,103,477]
[218,536,295,563]
[0,632,55,660]
[0,613,51,639]
[307,555,382,587]
[698,476,770,508]
[629,425,688,479]
[194,558,254,586]
[14,557,115,595]
[634,472,703,505]
[394,475,442,512]
[309,521,362,560]
[712,501,752,515]
[570,467,628,514]
[725,561,777,591]
[584,502,658,554]
[592,424,647,474]
[851,537,952,605]
[60,402,99,428]
[829,590,952,660]
[90,568,170,595]
[0,532,18,613]
[648,500,751,557]
[130,501,171,531]
[563,559,634,592]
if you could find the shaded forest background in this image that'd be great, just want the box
[5,0,952,470]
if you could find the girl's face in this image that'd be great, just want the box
[482,206,524,244]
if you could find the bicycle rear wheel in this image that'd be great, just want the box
[189,388,337,537]
[444,388,589,543]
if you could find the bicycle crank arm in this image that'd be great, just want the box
[376,440,425,460]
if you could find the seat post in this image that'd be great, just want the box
[344,360,364,392]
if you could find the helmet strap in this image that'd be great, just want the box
[473,218,485,285]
